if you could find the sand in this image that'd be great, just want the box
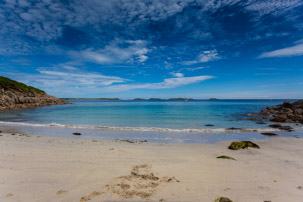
[0,131,303,202]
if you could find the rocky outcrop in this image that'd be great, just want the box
[259,100,303,124]
[0,76,67,111]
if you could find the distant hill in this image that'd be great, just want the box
[0,76,67,111]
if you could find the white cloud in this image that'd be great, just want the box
[38,70,129,86]
[102,75,214,92]
[81,50,114,64]
[245,0,303,17]
[259,43,303,58]
[61,65,79,71]
[183,50,220,65]
[170,72,184,77]
[74,40,150,64]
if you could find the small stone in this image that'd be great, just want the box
[226,127,242,130]
[256,121,266,124]
[261,133,278,136]
[72,132,82,136]
[56,190,68,195]
[279,126,293,132]
[5,193,13,197]
[268,124,282,128]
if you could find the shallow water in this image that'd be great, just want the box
[0,99,302,143]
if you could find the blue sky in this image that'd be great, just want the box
[0,0,303,99]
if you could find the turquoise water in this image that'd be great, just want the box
[0,99,294,130]
[0,99,302,143]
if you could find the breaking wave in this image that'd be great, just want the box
[0,121,284,133]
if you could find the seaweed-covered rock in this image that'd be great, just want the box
[216,155,236,160]
[228,141,260,150]
[214,197,233,202]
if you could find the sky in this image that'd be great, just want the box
[0,0,303,99]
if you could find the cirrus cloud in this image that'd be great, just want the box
[102,75,214,92]
[259,41,303,58]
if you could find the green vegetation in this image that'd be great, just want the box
[0,76,45,94]
[216,155,236,160]
[214,197,233,202]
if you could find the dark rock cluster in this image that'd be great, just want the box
[259,100,303,124]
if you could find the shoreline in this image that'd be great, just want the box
[1,122,302,145]
[0,129,303,201]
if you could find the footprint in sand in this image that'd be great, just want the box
[56,190,68,195]
[105,164,179,200]
[79,191,103,202]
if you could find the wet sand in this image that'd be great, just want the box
[0,130,303,201]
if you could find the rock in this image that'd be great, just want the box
[279,126,293,132]
[248,117,259,121]
[270,114,288,122]
[228,141,260,150]
[72,132,82,136]
[226,127,242,130]
[214,197,233,202]
[216,155,236,160]
[268,124,283,128]
[256,121,266,124]
[257,100,303,124]
[0,76,67,111]
[121,140,135,143]
[261,133,278,136]
[282,100,293,108]
[205,124,215,127]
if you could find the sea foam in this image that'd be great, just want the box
[0,121,283,133]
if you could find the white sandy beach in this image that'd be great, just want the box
[0,130,303,202]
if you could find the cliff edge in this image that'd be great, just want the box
[0,76,67,111]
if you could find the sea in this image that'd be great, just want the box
[0,99,302,143]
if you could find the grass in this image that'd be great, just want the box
[0,76,45,94]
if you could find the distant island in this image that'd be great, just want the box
[0,76,67,111]
[133,98,146,100]
[168,98,193,101]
